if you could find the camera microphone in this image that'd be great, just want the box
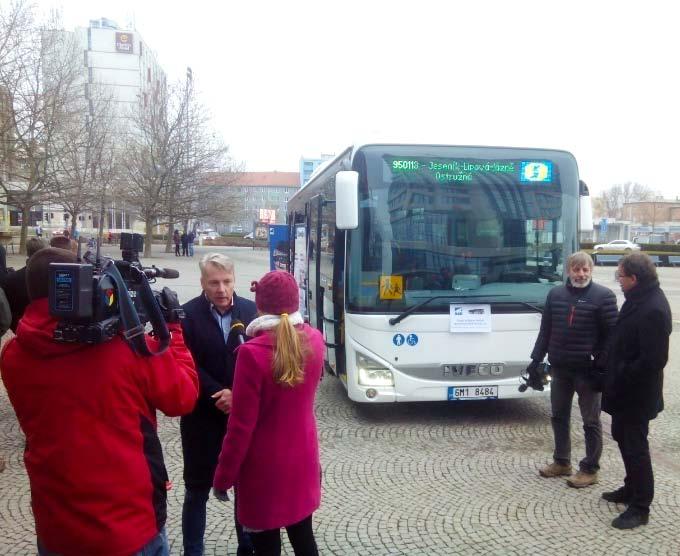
[144,266,180,279]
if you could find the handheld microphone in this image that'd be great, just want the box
[230,320,246,345]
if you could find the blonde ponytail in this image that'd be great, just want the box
[272,314,308,386]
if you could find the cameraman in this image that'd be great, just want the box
[0,248,199,556]
[529,251,618,488]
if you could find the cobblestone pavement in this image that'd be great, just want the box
[1,248,679,555]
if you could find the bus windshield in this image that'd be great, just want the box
[346,145,579,313]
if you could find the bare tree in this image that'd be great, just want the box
[48,83,120,240]
[122,74,235,257]
[195,170,246,232]
[0,4,81,254]
[598,181,654,219]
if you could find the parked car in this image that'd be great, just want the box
[593,239,640,251]
[197,230,219,240]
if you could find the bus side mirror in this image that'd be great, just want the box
[579,179,593,232]
[335,171,359,230]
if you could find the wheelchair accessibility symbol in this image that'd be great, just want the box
[406,333,418,346]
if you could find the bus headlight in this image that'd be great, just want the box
[357,353,394,387]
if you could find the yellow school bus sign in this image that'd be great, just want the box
[379,275,404,300]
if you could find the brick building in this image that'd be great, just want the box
[207,171,300,233]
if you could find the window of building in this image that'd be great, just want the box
[147,67,151,82]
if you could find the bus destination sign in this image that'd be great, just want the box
[390,158,554,184]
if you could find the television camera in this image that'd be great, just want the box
[518,360,552,392]
[48,233,182,357]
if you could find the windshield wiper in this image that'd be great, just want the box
[388,294,509,326]
[489,301,544,314]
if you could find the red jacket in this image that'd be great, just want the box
[0,299,198,556]
[213,324,324,530]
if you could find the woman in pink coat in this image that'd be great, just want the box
[213,270,324,556]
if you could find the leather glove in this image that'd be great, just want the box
[157,287,184,323]
[526,360,540,374]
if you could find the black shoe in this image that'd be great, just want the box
[602,487,632,504]
[611,507,649,530]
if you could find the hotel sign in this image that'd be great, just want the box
[115,32,133,54]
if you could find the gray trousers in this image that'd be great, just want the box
[550,368,602,473]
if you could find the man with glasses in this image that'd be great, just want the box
[530,251,618,488]
[603,252,672,529]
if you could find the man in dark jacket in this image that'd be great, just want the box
[181,231,189,256]
[1,248,198,555]
[530,251,618,488]
[602,252,672,529]
[2,237,46,332]
[181,253,257,556]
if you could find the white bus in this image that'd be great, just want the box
[287,144,592,403]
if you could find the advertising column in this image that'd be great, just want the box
[268,224,289,272]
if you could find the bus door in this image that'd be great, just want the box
[317,197,345,377]
[307,198,321,330]
[290,211,308,319]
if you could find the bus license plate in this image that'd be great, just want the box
[448,385,498,401]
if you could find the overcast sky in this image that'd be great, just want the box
[34,0,680,198]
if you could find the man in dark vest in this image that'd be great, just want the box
[530,251,618,488]
[603,252,672,529]
[180,253,257,556]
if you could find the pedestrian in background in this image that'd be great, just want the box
[188,230,196,257]
[603,252,672,529]
[173,229,181,256]
[181,231,189,257]
[180,253,257,556]
[213,270,325,556]
[530,251,618,487]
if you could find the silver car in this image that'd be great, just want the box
[593,239,641,251]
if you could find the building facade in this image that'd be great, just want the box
[590,199,680,244]
[209,171,300,233]
[623,200,680,243]
[299,154,334,187]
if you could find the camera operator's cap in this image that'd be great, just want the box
[250,271,299,315]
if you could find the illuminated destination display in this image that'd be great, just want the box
[389,158,554,184]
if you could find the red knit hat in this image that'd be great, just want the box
[250,271,299,315]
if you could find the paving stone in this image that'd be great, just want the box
[1,254,679,554]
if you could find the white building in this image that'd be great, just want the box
[77,18,166,121]
[299,154,334,187]
[4,18,167,237]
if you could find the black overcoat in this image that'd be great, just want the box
[180,292,257,488]
[603,280,672,420]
